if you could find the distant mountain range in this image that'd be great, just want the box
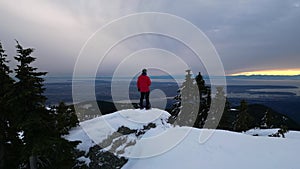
[227,74,300,80]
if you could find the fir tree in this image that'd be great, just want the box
[0,40,81,168]
[260,110,275,129]
[13,41,49,168]
[52,102,79,135]
[195,72,205,100]
[205,86,227,129]
[169,88,181,123]
[234,100,253,132]
[0,41,22,169]
[170,70,212,128]
[12,41,80,169]
[261,110,268,129]
[40,102,80,169]
[193,72,211,128]
[175,70,199,127]
[218,100,233,130]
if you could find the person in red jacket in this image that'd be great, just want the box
[137,68,151,109]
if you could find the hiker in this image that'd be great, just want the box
[137,69,151,109]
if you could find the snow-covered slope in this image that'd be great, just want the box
[66,108,300,169]
[123,128,300,169]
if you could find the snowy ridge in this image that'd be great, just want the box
[65,108,171,155]
[66,108,300,169]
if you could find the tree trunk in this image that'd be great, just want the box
[29,155,37,169]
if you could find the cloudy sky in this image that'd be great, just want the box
[1,0,300,76]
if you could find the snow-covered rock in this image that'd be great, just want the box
[65,108,171,154]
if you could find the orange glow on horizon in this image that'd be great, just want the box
[231,69,300,76]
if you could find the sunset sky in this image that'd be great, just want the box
[0,0,300,76]
[231,69,300,76]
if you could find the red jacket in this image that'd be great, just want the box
[137,74,151,92]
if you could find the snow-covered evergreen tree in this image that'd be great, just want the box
[172,70,199,126]
[234,100,253,132]
[261,110,269,129]
[170,70,212,128]
[205,86,226,129]
[260,110,276,129]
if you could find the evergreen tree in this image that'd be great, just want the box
[218,100,233,130]
[0,41,22,169]
[174,70,199,127]
[12,41,80,169]
[0,40,81,168]
[170,71,212,128]
[195,72,205,100]
[13,40,49,168]
[169,88,181,123]
[52,102,79,135]
[0,41,9,169]
[260,110,275,129]
[234,100,253,132]
[205,86,226,129]
[12,41,44,167]
[193,72,211,128]
[261,110,268,129]
[42,102,81,169]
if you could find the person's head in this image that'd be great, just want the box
[142,68,147,75]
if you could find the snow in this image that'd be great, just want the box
[77,156,91,166]
[81,103,92,109]
[65,108,171,153]
[246,128,300,139]
[66,108,300,169]
[123,128,300,169]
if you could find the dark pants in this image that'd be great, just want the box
[139,91,150,109]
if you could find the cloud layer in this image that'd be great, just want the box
[1,0,299,75]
